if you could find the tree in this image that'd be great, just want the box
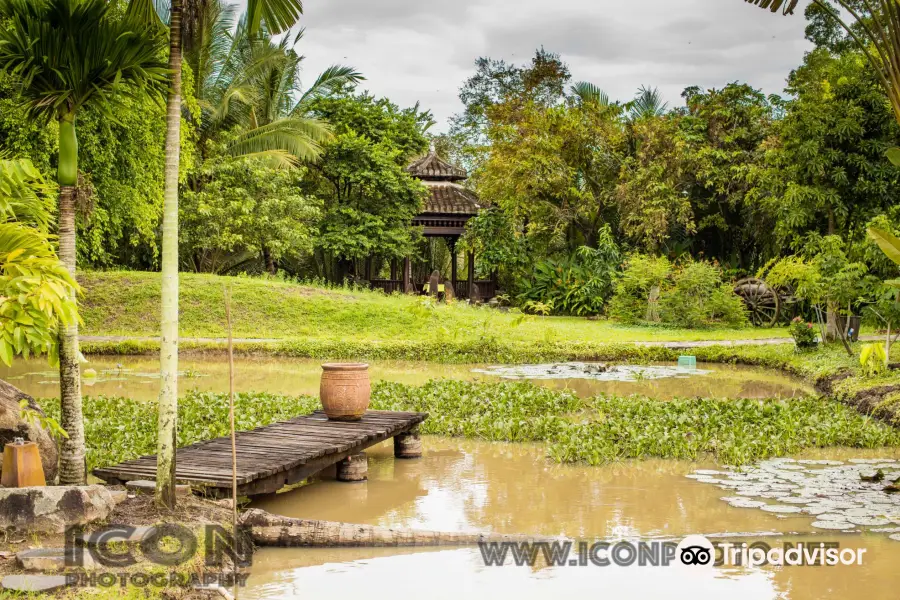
[304,90,432,281]
[753,49,900,247]
[681,83,778,268]
[0,0,167,485]
[134,0,304,509]
[745,1,900,131]
[181,157,320,273]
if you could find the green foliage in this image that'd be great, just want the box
[789,316,818,348]
[19,398,67,440]
[305,91,432,271]
[660,260,749,328]
[860,343,888,377]
[371,379,900,466]
[608,255,747,328]
[0,159,79,365]
[50,370,900,472]
[0,0,169,123]
[181,157,320,273]
[607,254,672,324]
[516,228,621,316]
[756,49,900,247]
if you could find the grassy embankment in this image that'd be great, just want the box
[78,271,791,362]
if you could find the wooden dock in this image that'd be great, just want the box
[93,410,427,497]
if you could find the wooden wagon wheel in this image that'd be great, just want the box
[733,277,781,327]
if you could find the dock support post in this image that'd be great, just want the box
[336,452,368,482]
[394,428,422,459]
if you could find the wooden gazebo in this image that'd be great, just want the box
[369,149,497,300]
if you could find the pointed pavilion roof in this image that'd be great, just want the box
[406,150,468,182]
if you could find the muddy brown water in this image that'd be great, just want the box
[0,356,813,400]
[247,439,900,600]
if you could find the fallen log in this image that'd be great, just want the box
[240,508,560,548]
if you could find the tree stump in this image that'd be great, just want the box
[336,452,368,482]
[394,428,422,459]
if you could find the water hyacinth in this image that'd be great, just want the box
[40,379,900,473]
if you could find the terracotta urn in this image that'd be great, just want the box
[320,363,371,421]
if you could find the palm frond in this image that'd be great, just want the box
[224,117,331,162]
[246,0,303,35]
[0,0,169,121]
[744,0,800,15]
[630,85,669,120]
[294,65,364,113]
[570,81,610,106]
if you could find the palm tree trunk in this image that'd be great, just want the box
[56,113,86,485]
[57,185,86,485]
[156,0,183,510]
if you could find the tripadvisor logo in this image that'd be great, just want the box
[676,535,715,567]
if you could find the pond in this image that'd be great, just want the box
[246,438,900,600]
[0,356,813,401]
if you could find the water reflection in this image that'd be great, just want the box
[0,356,813,401]
[246,439,900,600]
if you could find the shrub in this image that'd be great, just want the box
[607,253,672,323]
[660,261,748,328]
[789,316,818,349]
[609,255,747,328]
[516,227,620,316]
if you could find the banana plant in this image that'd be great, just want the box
[868,227,900,366]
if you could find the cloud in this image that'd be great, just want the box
[229,0,812,131]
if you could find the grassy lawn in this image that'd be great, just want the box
[79,271,791,343]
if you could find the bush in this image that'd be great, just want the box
[607,254,672,323]
[609,255,747,328]
[660,261,749,328]
[789,316,818,349]
[516,227,620,316]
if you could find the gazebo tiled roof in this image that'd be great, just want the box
[406,150,467,182]
[421,181,481,216]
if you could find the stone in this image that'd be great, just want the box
[1,574,71,592]
[17,548,96,571]
[0,485,125,534]
[0,379,58,482]
[125,480,192,496]
[78,525,155,545]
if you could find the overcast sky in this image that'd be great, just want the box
[231,0,813,131]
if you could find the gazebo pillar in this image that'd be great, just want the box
[467,251,475,300]
[448,237,458,298]
[403,256,412,293]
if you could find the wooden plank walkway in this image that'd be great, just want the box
[93,410,427,497]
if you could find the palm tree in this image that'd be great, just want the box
[745,1,900,128]
[0,0,168,485]
[131,0,303,509]
[630,85,669,120]
[202,21,362,168]
[570,82,611,106]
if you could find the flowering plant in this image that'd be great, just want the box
[789,316,817,348]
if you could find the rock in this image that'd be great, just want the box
[0,485,125,534]
[0,379,58,482]
[78,525,156,545]
[1,574,71,592]
[17,548,96,571]
[125,480,191,497]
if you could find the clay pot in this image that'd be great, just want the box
[320,363,371,421]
